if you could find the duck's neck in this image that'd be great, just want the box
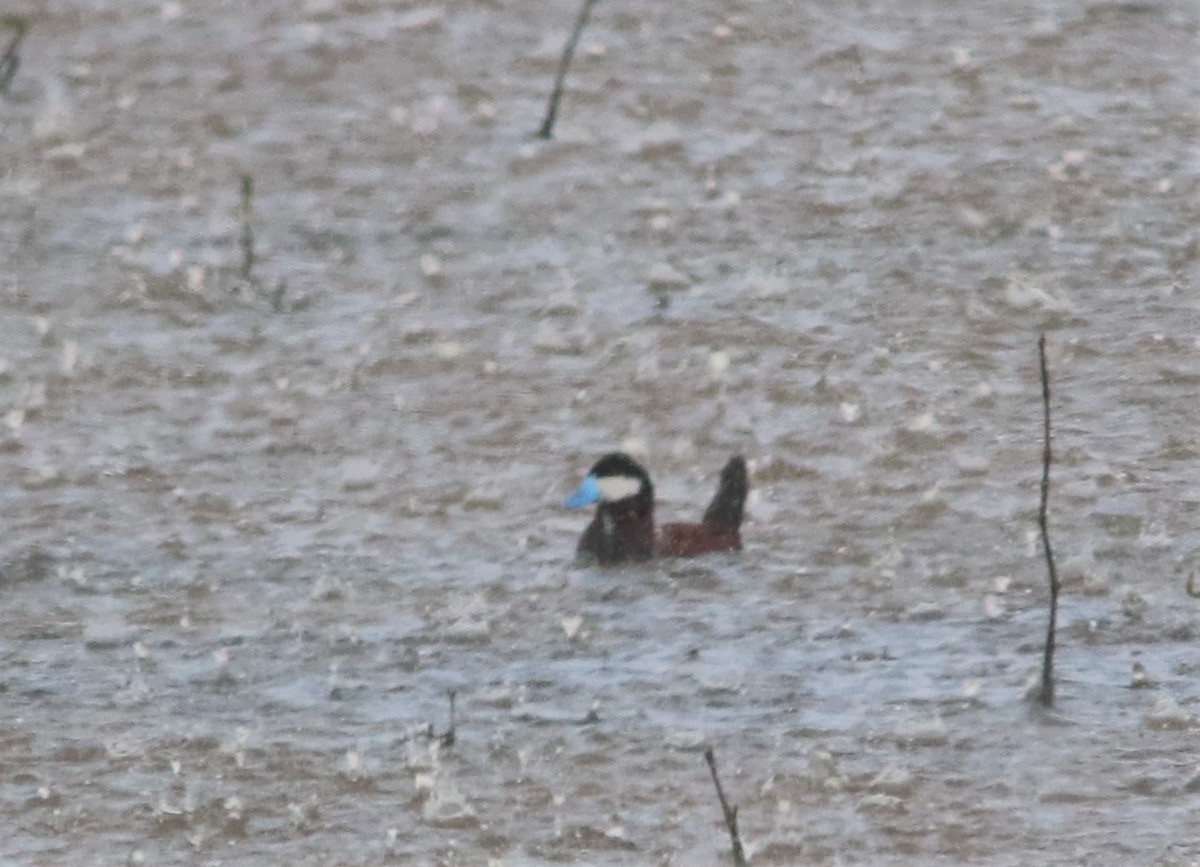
[581,496,655,564]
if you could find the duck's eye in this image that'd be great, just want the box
[594,475,643,502]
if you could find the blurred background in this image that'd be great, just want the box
[1,0,1197,863]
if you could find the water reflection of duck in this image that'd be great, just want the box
[563,453,748,566]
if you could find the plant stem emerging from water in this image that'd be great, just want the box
[1037,334,1060,707]
[440,689,457,747]
[0,17,28,94]
[704,747,748,867]
[536,0,599,139]
[240,174,255,281]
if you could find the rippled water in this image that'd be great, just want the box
[2,0,1198,863]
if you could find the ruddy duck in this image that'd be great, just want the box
[563,453,748,565]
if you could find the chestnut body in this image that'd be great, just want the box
[657,522,742,558]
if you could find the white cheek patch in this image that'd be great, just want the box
[595,474,643,502]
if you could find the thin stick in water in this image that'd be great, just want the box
[239,174,255,281]
[1037,333,1060,707]
[704,747,748,867]
[0,17,28,94]
[536,0,599,139]
[440,689,457,747]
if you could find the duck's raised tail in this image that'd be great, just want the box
[701,456,748,531]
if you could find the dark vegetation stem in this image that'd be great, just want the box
[239,174,255,281]
[536,0,599,139]
[704,748,749,867]
[440,689,457,747]
[0,16,28,94]
[1037,333,1060,707]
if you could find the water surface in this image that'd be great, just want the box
[1,0,1198,863]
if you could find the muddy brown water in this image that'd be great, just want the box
[1,0,1198,864]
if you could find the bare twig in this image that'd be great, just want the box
[239,174,255,281]
[439,689,457,747]
[704,747,748,867]
[0,17,28,95]
[1037,334,1060,707]
[536,0,599,139]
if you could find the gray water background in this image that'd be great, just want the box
[1,0,1199,863]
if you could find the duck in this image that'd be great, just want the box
[563,452,748,565]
